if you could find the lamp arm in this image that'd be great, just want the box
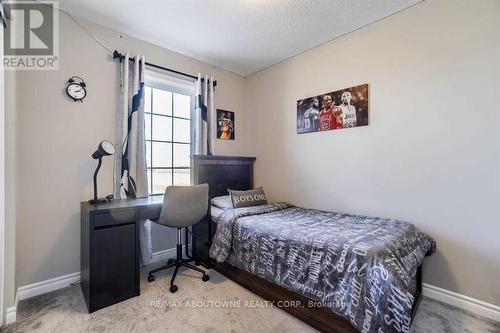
[93,157,103,201]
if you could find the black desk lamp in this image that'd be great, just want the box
[89,140,116,204]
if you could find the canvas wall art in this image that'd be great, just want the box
[297,84,368,134]
[216,109,235,140]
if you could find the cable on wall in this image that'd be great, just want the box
[63,10,114,55]
[35,0,114,55]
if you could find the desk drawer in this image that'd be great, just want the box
[94,210,135,229]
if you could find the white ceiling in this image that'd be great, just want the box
[59,0,421,77]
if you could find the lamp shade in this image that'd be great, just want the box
[92,140,115,159]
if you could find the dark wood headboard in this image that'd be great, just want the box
[192,155,256,199]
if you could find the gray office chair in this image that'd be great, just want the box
[147,184,210,293]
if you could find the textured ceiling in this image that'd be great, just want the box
[59,0,421,77]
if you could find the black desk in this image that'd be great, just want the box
[80,196,163,313]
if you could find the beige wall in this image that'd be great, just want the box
[3,69,16,314]
[13,13,250,289]
[245,0,500,305]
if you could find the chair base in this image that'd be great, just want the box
[148,228,209,293]
[148,258,209,293]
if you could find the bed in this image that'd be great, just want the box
[192,155,435,333]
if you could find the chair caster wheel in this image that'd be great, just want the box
[170,285,178,293]
[148,275,155,282]
[202,274,209,282]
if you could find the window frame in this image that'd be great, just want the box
[145,70,195,196]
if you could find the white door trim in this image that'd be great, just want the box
[0,23,6,328]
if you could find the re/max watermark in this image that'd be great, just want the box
[150,299,305,309]
[150,299,336,309]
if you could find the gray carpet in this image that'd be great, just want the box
[2,266,499,333]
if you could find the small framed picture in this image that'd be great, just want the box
[216,109,235,140]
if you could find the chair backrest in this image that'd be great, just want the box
[157,184,209,228]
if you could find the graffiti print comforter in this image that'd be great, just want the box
[209,203,435,333]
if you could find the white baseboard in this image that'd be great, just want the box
[5,306,16,325]
[1,248,188,324]
[18,271,81,301]
[423,283,500,322]
[4,246,190,325]
[15,245,188,302]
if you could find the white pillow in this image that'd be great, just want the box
[211,195,233,209]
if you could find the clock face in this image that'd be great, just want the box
[67,83,86,101]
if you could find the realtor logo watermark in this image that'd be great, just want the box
[2,0,59,70]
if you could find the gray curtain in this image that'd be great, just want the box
[114,52,148,199]
[0,0,7,28]
[193,74,215,155]
[114,52,151,264]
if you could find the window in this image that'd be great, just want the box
[144,81,193,195]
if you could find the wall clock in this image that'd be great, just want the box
[66,76,87,102]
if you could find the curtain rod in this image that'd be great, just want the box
[112,50,217,88]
